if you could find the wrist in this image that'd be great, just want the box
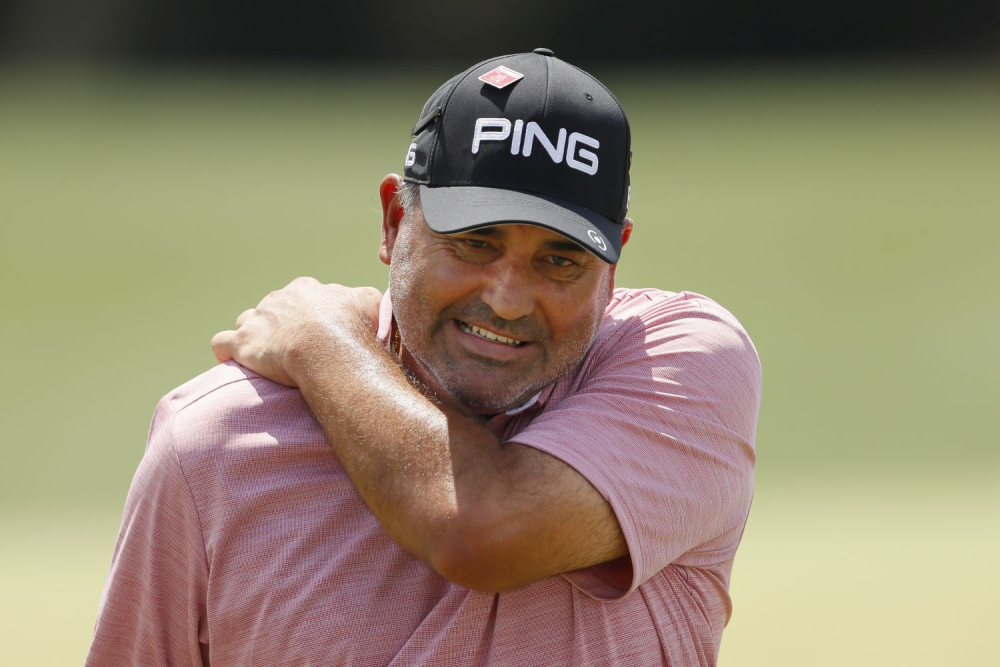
[285,315,372,387]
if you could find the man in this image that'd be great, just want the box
[88,49,761,666]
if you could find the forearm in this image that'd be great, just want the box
[212,279,628,591]
[288,319,508,572]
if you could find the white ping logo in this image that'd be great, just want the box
[471,118,600,176]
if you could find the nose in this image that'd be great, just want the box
[480,260,536,322]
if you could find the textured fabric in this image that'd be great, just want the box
[87,288,760,667]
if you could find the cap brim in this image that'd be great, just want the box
[418,185,622,263]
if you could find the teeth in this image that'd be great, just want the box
[460,322,523,346]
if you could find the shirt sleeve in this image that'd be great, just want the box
[86,398,210,666]
[509,293,761,600]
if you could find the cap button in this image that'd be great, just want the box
[533,48,555,56]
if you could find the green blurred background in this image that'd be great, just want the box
[1,58,998,664]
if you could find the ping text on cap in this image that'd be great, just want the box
[471,118,600,176]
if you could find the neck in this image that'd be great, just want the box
[393,335,493,419]
[389,318,539,419]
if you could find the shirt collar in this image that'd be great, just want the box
[376,288,396,348]
[504,391,542,415]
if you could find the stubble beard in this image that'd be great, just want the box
[388,225,609,414]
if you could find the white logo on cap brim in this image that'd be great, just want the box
[587,229,607,252]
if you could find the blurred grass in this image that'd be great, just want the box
[2,475,996,666]
[723,472,1000,665]
[1,60,998,664]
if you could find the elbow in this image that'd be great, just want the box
[423,519,527,593]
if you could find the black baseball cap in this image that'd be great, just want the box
[403,48,631,263]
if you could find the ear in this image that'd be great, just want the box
[378,174,406,266]
[620,217,634,249]
[605,217,634,302]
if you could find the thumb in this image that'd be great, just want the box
[211,330,237,363]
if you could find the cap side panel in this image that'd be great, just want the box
[564,61,629,130]
[529,53,554,191]
[428,66,483,186]
[564,61,632,221]
[406,72,465,185]
[526,58,627,221]
[424,54,518,186]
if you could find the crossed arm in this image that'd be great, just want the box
[211,278,626,593]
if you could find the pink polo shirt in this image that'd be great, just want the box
[87,288,760,666]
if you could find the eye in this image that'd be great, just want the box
[450,237,498,264]
[547,255,575,267]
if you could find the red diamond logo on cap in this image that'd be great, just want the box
[478,66,524,89]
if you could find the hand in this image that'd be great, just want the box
[211,277,382,387]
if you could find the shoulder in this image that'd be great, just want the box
[604,288,755,342]
[512,289,762,587]
[152,361,320,462]
[541,287,762,430]
[162,360,285,413]
[560,288,762,438]
[597,288,761,384]
[595,289,760,380]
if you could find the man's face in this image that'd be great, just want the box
[386,204,616,415]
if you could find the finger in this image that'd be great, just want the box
[353,286,383,308]
[211,330,238,363]
[352,286,383,329]
[236,308,255,328]
[290,276,320,288]
[358,286,383,301]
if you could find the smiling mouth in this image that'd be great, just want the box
[456,320,526,347]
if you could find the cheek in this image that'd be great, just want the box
[389,252,472,346]
[546,277,610,345]
[388,253,430,341]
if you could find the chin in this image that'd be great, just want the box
[441,379,541,415]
